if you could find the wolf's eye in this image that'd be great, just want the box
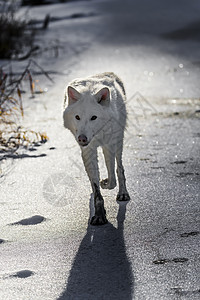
[75,115,80,120]
[91,115,97,120]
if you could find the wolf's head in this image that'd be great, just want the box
[63,86,111,147]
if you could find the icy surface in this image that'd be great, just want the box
[0,0,200,299]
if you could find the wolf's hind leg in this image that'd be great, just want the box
[100,146,116,190]
[116,145,130,201]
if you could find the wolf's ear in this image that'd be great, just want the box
[95,87,110,106]
[67,86,81,105]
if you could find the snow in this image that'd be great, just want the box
[0,0,200,299]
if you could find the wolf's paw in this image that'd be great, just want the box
[90,214,108,226]
[116,192,130,201]
[100,178,116,190]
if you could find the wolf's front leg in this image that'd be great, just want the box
[100,146,117,190]
[81,147,108,225]
[116,146,130,201]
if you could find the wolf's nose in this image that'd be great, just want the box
[78,134,88,144]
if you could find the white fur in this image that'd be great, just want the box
[63,72,130,225]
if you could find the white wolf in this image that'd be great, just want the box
[63,72,130,225]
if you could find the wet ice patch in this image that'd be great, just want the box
[153,257,188,265]
[171,160,187,164]
[176,172,199,178]
[9,215,46,226]
[171,287,200,297]
[180,231,200,238]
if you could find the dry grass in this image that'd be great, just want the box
[0,59,52,152]
[0,127,48,151]
[0,2,55,154]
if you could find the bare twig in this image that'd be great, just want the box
[30,59,54,83]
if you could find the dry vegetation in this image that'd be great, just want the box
[0,59,51,152]
[0,0,36,59]
[0,1,54,154]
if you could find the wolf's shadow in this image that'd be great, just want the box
[58,198,134,300]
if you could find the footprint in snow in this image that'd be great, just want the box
[9,215,46,226]
[7,270,35,279]
[0,239,7,244]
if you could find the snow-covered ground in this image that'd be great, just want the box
[0,0,200,299]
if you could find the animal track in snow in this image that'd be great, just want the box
[7,270,35,279]
[9,215,46,226]
[0,239,7,244]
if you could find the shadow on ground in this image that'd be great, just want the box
[58,201,134,300]
[0,153,47,161]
